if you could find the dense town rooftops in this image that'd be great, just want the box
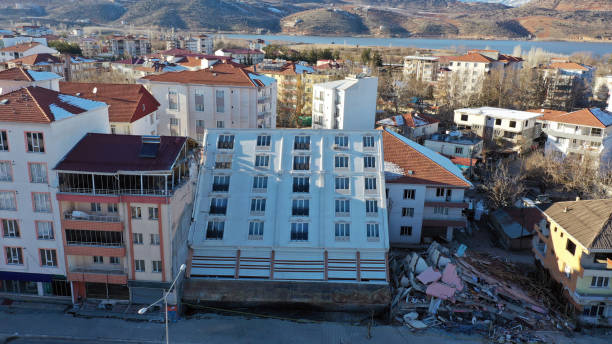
[0,42,41,52]
[7,53,61,66]
[548,62,591,71]
[0,67,60,82]
[245,61,315,76]
[217,48,264,55]
[529,108,612,128]
[457,107,543,121]
[140,62,275,87]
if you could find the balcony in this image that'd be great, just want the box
[63,210,123,231]
[64,229,126,256]
[64,210,120,223]
[257,96,270,104]
[424,201,469,208]
[68,267,128,284]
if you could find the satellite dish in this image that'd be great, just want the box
[92,87,97,94]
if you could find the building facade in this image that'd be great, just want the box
[110,36,151,57]
[447,50,523,95]
[423,131,483,160]
[214,48,265,65]
[376,112,439,143]
[0,42,57,63]
[403,56,440,82]
[0,67,61,95]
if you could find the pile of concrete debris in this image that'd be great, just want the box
[389,242,574,342]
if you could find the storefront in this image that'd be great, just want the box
[0,272,71,298]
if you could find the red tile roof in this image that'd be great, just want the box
[54,133,187,173]
[382,130,471,187]
[7,53,62,66]
[448,156,478,167]
[59,82,160,123]
[529,108,611,128]
[449,53,494,63]
[403,112,439,127]
[141,62,262,87]
[0,67,36,81]
[0,42,41,52]
[548,62,590,71]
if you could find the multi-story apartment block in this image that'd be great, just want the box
[447,50,522,94]
[454,107,542,152]
[376,112,439,143]
[184,35,214,55]
[54,133,197,302]
[531,108,612,166]
[188,129,389,283]
[0,67,61,95]
[138,62,277,141]
[214,48,265,65]
[60,82,161,136]
[79,38,101,57]
[403,55,440,82]
[382,129,472,245]
[533,199,612,325]
[0,86,110,297]
[110,35,151,57]
[312,75,378,130]
[423,131,483,160]
[541,61,595,109]
[0,42,57,63]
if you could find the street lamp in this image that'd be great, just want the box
[138,263,187,344]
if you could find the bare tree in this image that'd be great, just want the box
[483,162,524,209]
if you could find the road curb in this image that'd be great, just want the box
[0,333,160,344]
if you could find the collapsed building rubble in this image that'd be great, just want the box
[389,242,575,342]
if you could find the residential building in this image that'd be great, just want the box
[423,131,483,160]
[0,36,47,49]
[533,199,612,325]
[214,48,265,65]
[185,35,214,55]
[403,55,440,82]
[138,62,277,141]
[54,133,197,302]
[188,129,389,283]
[0,67,61,95]
[6,54,99,80]
[248,39,266,51]
[110,35,151,57]
[16,25,53,37]
[0,86,110,297]
[312,75,378,130]
[382,129,472,245]
[79,38,101,57]
[541,61,596,109]
[59,82,161,136]
[447,50,522,94]
[376,112,439,143]
[454,107,543,152]
[0,42,57,63]
[489,207,544,250]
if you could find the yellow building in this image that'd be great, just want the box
[533,199,612,325]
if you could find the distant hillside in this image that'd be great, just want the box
[525,0,612,11]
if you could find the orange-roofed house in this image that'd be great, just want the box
[376,112,439,143]
[0,42,57,63]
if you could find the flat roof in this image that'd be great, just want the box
[457,107,543,121]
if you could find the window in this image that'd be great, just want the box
[495,118,502,125]
[436,188,445,197]
[196,120,205,131]
[461,114,468,121]
[290,222,308,241]
[26,162,46,183]
[334,155,348,169]
[0,130,7,151]
[566,239,576,255]
[131,206,142,219]
[168,89,178,110]
[2,219,19,238]
[150,234,160,245]
[455,147,463,154]
[293,176,309,193]
[40,249,57,267]
[133,233,143,245]
[364,156,376,169]
[110,257,120,265]
[335,177,349,191]
[26,132,45,153]
[256,135,271,148]
[365,177,377,191]
[215,90,225,112]
[194,90,204,111]
[36,221,53,240]
[591,128,602,136]
[152,261,162,273]
[149,207,159,220]
[210,198,228,215]
[255,155,270,168]
[216,121,224,128]
[366,200,378,215]
[403,189,416,200]
[93,256,104,264]
[250,198,266,214]
[433,206,449,215]
[90,203,101,212]
[214,154,232,169]
[108,204,118,213]
[5,247,23,265]
[363,135,375,148]
[400,226,413,236]
[248,221,264,239]
[591,276,609,288]
[294,136,310,150]
[0,161,12,181]
[402,208,414,217]
[335,199,350,215]
[213,175,230,192]
[293,156,310,170]
[206,221,224,240]
[335,223,350,241]
[252,176,268,191]
[33,192,51,212]
[334,135,348,149]
[509,121,516,128]
[0,191,16,210]
[367,223,380,240]
[135,259,145,272]
[218,135,234,149]
[292,199,309,216]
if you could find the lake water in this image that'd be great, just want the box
[223,33,612,56]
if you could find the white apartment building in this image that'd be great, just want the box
[188,129,389,283]
[214,48,265,65]
[185,35,214,55]
[454,107,543,152]
[0,86,110,297]
[0,67,62,95]
[447,50,523,94]
[138,62,277,141]
[403,56,440,82]
[312,75,378,131]
[0,42,57,63]
[110,36,151,57]
[424,131,483,159]
[0,36,47,49]
[382,129,472,245]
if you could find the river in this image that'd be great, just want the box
[223,33,612,56]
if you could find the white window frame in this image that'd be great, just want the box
[334,222,350,241]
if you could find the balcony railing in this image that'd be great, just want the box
[66,241,124,248]
[70,267,126,275]
[59,186,179,196]
[64,211,120,223]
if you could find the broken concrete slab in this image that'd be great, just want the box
[417,267,442,285]
[426,282,456,300]
[441,263,464,292]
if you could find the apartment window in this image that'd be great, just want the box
[334,223,350,241]
[148,207,159,220]
[210,198,228,215]
[509,121,516,128]
[461,114,468,121]
[591,276,609,288]
[0,161,11,181]
[455,147,463,154]
[33,192,51,212]
[293,176,309,193]
[216,121,224,128]
[150,234,160,245]
[40,249,57,267]
[334,135,348,149]
[2,219,19,238]
[402,207,415,217]
[215,90,224,112]
[250,198,266,214]
[5,247,23,264]
[133,233,143,245]
[252,176,268,191]
[290,222,308,241]
[363,135,375,148]
[213,175,230,192]
[433,206,449,215]
[367,223,380,239]
[293,156,310,170]
[196,120,205,132]
[214,154,232,169]
[131,206,142,219]
[366,200,378,215]
[404,189,416,200]
[584,303,606,317]
[110,125,117,134]
[335,177,349,191]
[206,220,225,240]
[36,221,54,240]
[194,90,205,111]
[26,132,45,153]
[256,135,271,148]
[0,130,7,151]
[335,155,349,169]
[218,135,234,149]
[89,203,101,212]
[365,177,377,191]
[436,188,446,197]
[364,156,376,169]
[110,257,120,265]
[335,199,350,215]
[93,256,104,264]
[591,128,602,136]
[400,226,413,236]
[255,155,270,168]
[108,204,118,213]
[28,162,47,183]
[292,199,309,216]
[152,261,162,273]
[294,136,310,150]
[248,221,264,239]
[0,191,16,210]
[135,259,145,272]
[168,89,178,110]
[566,239,576,255]
[495,118,502,125]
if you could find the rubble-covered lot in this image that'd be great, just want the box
[389,242,577,343]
